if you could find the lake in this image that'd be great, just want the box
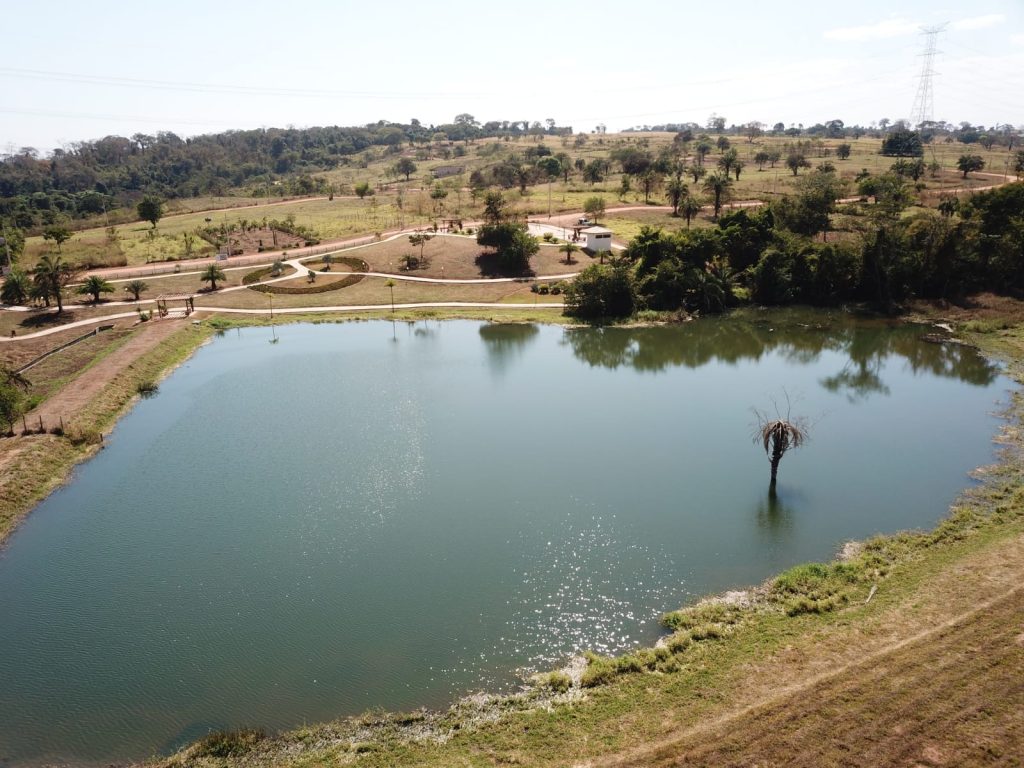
[0,313,1011,765]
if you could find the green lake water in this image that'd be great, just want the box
[0,313,1011,765]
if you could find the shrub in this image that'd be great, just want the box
[136,380,159,397]
[192,729,265,759]
[536,671,571,693]
[579,653,617,688]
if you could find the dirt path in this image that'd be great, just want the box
[25,317,187,430]
[590,527,1024,768]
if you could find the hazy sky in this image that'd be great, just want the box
[2,0,1022,152]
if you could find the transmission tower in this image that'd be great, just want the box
[910,24,946,128]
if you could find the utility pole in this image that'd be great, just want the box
[910,24,947,130]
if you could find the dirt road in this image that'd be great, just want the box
[25,317,187,431]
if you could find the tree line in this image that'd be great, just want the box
[564,178,1024,318]
[0,115,573,231]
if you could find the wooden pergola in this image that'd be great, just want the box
[155,293,196,317]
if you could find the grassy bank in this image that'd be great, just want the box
[142,320,1024,767]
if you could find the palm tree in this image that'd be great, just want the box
[77,275,114,303]
[753,405,809,494]
[680,197,702,228]
[384,278,396,313]
[201,264,226,291]
[322,253,334,271]
[1,269,30,305]
[559,241,578,265]
[124,279,148,301]
[32,253,76,314]
[665,177,689,217]
[702,172,733,220]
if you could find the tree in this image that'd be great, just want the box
[716,136,731,153]
[201,264,226,291]
[1,269,30,305]
[77,275,114,303]
[638,170,663,203]
[42,225,71,252]
[694,139,713,166]
[563,262,636,318]
[482,191,508,224]
[384,279,396,312]
[124,279,148,301]
[880,129,924,157]
[476,223,538,273]
[732,160,745,181]
[754,151,770,171]
[559,241,578,264]
[702,172,733,219]
[774,169,848,241]
[688,164,707,184]
[0,365,31,434]
[786,153,811,176]
[957,154,985,178]
[680,197,702,228]
[718,148,739,178]
[582,159,606,184]
[836,143,852,160]
[1014,151,1024,180]
[354,181,373,199]
[753,400,809,494]
[393,157,417,181]
[536,156,561,180]
[31,253,77,313]
[584,196,606,223]
[137,196,164,228]
[408,232,433,261]
[665,177,689,216]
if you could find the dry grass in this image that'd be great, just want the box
[193,275,542,310]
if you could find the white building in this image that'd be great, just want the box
[581,226,613,253]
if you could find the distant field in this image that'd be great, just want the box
[19,133,1015,272]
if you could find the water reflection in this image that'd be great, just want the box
[479,323,540,377]
[757,490,795,536]
[561,311,998,398]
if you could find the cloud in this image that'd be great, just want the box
[823,17,919,41]
[951,14,1005,31]
[1010,33,1024,45]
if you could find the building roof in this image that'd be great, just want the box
[581,226,613,235]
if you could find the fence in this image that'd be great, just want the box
[16,324,115,374]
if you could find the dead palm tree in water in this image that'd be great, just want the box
[753,398,809,495]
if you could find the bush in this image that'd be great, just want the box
[536,671,571,692]
[563,263,636,318]
[136,380,159,397]
[192,728,265,759]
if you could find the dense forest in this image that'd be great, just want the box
[564,180,1024,317]
[0,116,573,229]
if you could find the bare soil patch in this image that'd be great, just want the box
[225,226,306,255]
[327,236,584,279]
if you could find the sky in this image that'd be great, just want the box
[2,0,1022,153]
